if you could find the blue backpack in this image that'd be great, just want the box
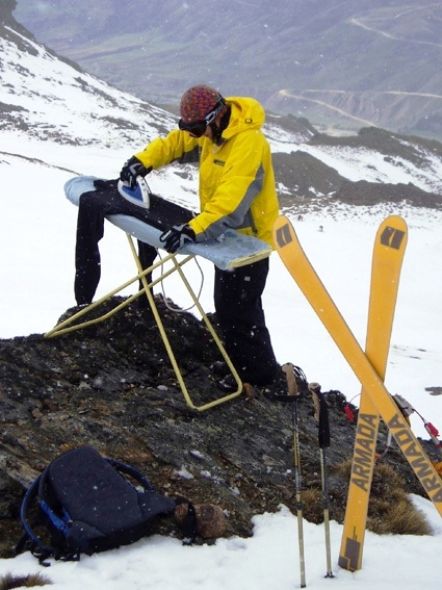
[17,446,181,563]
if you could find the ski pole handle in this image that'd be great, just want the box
[310,383,331,449]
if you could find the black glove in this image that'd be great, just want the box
[159,224,196,253]
[119,156,151,187]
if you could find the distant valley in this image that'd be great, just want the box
[13,0,442,140]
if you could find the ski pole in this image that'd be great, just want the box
[292,390,307,588]
[283,363,308,588]
[310,383,334,579]
[394,394,442,460]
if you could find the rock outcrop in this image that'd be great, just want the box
[0,296,432,557]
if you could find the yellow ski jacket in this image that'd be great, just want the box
[134,97,280,247]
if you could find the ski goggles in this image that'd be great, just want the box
[178,100,224,137]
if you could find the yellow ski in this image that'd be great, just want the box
[338,215,407,571]
[273,216,442,527]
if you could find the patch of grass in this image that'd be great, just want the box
[301,488,323,523]
[0,573,51,589]
[334,460,432,535]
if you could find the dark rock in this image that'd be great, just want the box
[0,295,430,557]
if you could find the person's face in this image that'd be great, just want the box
[201,124,213,139]
[178,103,222,139]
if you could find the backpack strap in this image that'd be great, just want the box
[106,458,155,492]
[174,497,198,545]
[37,467,76,560]
[16,469,56,565]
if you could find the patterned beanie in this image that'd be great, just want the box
[180,85,223,123]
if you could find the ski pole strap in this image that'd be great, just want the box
[310,383,321,421]
[281,363,309,397]
[265,364,310,403]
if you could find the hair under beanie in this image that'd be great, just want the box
[179,85,223,123]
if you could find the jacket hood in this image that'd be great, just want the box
[222,97,265,140]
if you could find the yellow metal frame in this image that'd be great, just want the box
[45,235,243,412]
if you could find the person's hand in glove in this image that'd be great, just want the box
[160,224,196,253]
[120,156,151,187]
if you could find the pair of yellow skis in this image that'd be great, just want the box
[273,214,442,574]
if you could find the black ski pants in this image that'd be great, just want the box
[75,181,278,385]
[214,258,278,385]
[74,181,157,305]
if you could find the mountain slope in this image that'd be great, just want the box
[0,7,172,148]
[13,0,442,139]
[1,2,442,213]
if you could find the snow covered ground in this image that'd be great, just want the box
[0,495,439,589]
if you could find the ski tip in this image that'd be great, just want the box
[382,214,408,230]
[272,215,296,250]
[376,215,408,252]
